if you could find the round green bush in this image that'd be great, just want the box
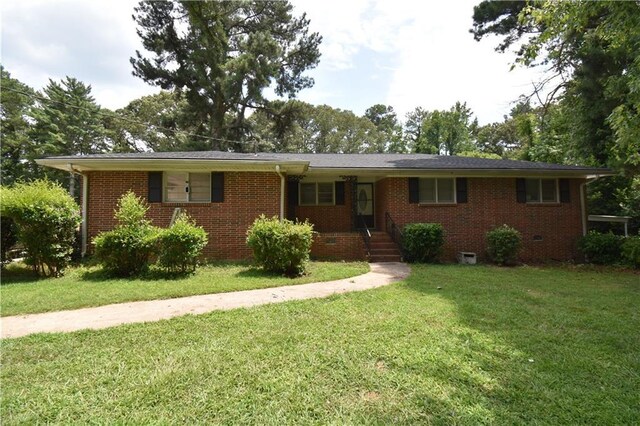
[621,236,640,268]
[246,215,314,277]
[578,231,622,265]
[402,223,445,263]
[486,225,522,266]
[1,180,81,277]
[93,191,159,277]
[156,213,208,274]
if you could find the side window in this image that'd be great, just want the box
[299,182,335,206]
[418,178,456,204]
[525,178,558,203]
[164,172,211,202]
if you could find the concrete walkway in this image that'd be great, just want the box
[1,262,409,339]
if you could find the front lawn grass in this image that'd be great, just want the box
[2,265,639,424]
[0,261,369,316]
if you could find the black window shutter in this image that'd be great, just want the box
[559,179,570,203]
[211,172,224,203]
[335,181,345,205]
[287,180,299,207]
[456,178,468,203]
[516,178,527,203]
[408,178,419,203]
[148,172,162,203]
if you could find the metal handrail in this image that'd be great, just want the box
[358,217,372,258]
[385,212,403,247]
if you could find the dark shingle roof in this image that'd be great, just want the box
[45,151,607,172]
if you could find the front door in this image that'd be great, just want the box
[356,183,374,229]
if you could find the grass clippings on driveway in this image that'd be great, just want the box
[0,261,369,316]
[2,264,639,424]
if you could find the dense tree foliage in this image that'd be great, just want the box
[0,67,37,185]
[415,102,477,155]
[130,0,322,150]
[472,0,640,228]
[249,101,386,153]
[364,104,404,152]
[30,77,108,195]
[105,91,205,152]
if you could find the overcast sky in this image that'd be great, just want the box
[1,0,546,125]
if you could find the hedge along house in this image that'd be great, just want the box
[37,152,611,262]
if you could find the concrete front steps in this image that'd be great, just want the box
[367,231,402,262]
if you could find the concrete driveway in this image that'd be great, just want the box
[1,262,410,339]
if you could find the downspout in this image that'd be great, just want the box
[580,176,600,236]
[275,165,285,221]
[68,163,88,257]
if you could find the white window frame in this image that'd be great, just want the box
[163,172,211,203]
[418,178,457,204]
[525,178,559,204]
[299,181,335,206]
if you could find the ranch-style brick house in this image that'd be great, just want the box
[37,152,611,263]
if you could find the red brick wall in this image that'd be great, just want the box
[293,181,353,232]
[311,232,365,260]
[85,171,280,259]
[375,177,584,262]
[84,172,584,262]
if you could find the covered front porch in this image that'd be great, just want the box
[285,174,401,262]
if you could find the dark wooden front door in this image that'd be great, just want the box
[356,183,374,229]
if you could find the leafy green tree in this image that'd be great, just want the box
[364,104,405,152]
[131,0,322,150]
[30,77,108,196]
[105,91,204,152]
[403,107,429,152]
[472,0,640,231]
[0,67,37,185]
[414,102,476,155]
[248,101,385,153]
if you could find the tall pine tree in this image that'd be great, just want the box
[31,77,107,196]
[130,0,322,151]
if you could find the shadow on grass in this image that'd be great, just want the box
[400,263,640,423]
[1,263,40,285]
[77,267,191,283]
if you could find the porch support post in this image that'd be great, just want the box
[340,175,358,231]
[275,165,285,221]
[286,175,304,221]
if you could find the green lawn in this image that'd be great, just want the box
[2,265,639,424]
[0,261,369,316]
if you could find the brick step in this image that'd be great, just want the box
[369,248,401,256]
[369,242,397,249]
[369,236,395,243]
[369,254,402,263]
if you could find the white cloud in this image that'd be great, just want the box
[294,0,548,124]
[2,0,548,123]
[1,0,157,110]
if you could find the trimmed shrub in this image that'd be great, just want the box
[402,223,445,263]
[486,225,522,266]
[1,180,81,277]
[94,191,158,276]
[621,236,640,268]
[156,213,208,274]
[578,231,622,265]
[246,215,313,277]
